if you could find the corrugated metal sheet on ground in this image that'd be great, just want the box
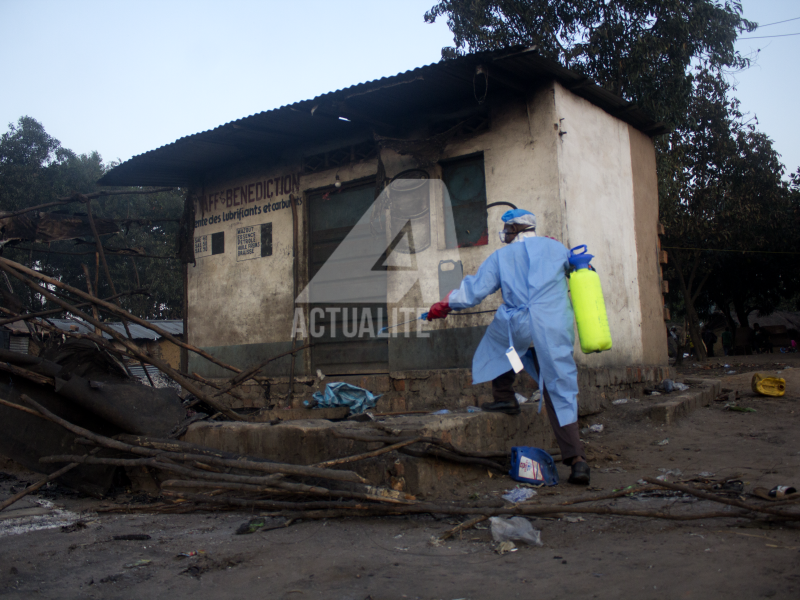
[125,363,163,380]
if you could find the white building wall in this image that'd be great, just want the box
[553,82,645,367]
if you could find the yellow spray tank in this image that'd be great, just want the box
[568,245,612,353]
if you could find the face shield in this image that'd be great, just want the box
[499,209,537,243]
[499,226,535,244]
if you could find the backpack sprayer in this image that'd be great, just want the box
[568,245,612,353]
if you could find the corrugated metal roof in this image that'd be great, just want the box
[38,319,94,335]
[3,318,183,340]
[99,47,667,187]
[101,320,184,340]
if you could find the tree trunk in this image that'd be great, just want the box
[733,299,752,331]
[672,251,708,361]
[716,301,737,333]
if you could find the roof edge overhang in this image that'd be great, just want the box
[98,47,668,188]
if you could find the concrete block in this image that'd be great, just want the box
[648,379,720,425]
[184,405,554,496]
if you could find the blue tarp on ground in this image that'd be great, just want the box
[306,382,382,415]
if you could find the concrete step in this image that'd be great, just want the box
[183,403,554,498]
[647,378,722,425]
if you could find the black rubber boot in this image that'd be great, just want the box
[480,399,521,415]
[568,461,591,485]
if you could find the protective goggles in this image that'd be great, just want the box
[498,227,534,244]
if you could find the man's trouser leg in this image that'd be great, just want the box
[529,348,586,466]
[491,369,517,403]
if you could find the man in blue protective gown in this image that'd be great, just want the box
[426,209,590,485]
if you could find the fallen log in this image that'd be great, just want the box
[162,491,757,521]
[15,394,366,484]
[439,515,489,541]
[400,446,505,472]
[0,362,54,387]
[0,448,101,512]
[332,431,509,460]
[643,477,800,520]
[313,437,422,468]
[160,479,413,505]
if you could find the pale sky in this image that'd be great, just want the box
[1,0,798,177]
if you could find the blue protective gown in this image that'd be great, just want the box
[448,236,580,427]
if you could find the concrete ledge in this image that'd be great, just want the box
[648,378,721,425]
[195,364,675,418]
[183,404,554,497]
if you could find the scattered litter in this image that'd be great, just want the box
[637,479,648,485]
[649,391,661,396]
[515,393,529,405]
[725,371,737,375]
[112,534,151,541]
[496,540,517,554]
[236,518,266,535]
[656,468,683,481]
[0,499,83,538]
[429,536,445,547]
[674,382,689,391]
[589,424,604,433]
[234,516,291,534]
[600,467,626,473]
[612,398,629,405]
[316,369,326,380]
[531,390,542,403]
[713,480,743,493]
[431,409,451,415]
[510,447,558,486]
[768,485,797,499]
[753,486,799,501]
[725,404,756,413]
[751,373,786,397]
[502,487,538,503]
[490,516,542,546]
[660,379,674,393]
[655,438,669,446]
[347,411,375,422]
[563,515,585,523]
[177,551,205,558]
[305,382,382,415]
[696,472,715,478]
[124,559,151,569]
[658,468,683,475]
[466,406,482,413]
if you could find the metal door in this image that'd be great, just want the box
[307,182,388,374]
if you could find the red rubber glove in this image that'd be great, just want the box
[427,292,453,320]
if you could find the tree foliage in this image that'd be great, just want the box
[425,1,796,358]
[425,0,754,125]
[0,117,185,320]
[659,72,794,356]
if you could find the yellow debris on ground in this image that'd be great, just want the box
[751,373,786,397]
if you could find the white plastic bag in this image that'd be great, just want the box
[489,516,543,546]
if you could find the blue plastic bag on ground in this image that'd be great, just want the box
[509,447,558,486]
[306,382,382,415]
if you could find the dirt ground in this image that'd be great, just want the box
[1,354,799,600]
